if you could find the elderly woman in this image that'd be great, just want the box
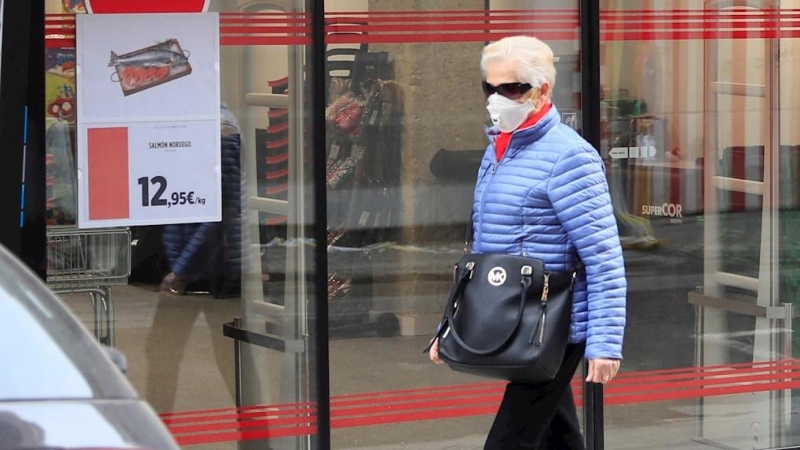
[430,36,627,449]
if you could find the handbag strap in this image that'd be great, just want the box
[463,214,473,255]
[445,268,533,356]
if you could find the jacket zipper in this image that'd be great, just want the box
[477,165,492,247]
[479,134,516,244]
[491,134,515,174]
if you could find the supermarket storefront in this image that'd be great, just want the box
[3,0,800,449]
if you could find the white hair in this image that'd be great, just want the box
[480,36,556,90]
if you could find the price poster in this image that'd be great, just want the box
[75,13,221,228]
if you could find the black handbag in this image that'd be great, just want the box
[424,251,577,384]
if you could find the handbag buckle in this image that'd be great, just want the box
[521,265,533,276]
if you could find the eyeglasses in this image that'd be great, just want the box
[482,81,533,99]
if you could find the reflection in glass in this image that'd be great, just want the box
[599,1,800,448]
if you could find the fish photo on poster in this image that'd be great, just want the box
[109,38,193,97]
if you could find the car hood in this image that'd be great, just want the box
[0,400,177,450]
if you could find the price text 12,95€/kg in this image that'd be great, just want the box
[137,176,206,208]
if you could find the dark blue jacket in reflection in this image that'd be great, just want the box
[162,107,244,282]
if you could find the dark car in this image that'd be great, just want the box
[0,244,177,449]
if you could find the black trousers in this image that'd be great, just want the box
[484,343,587,450]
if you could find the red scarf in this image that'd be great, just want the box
[495,102,553,162]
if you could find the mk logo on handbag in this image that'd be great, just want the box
[488,267,507,286]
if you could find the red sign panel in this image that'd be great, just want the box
[85,0,209,14]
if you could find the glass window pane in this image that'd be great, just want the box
[324,2,582,448]
[601,1,799,448]
[43,1,322,448]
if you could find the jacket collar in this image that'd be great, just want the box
[484,105,562,158]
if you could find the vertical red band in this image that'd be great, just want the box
[88,127,130,220]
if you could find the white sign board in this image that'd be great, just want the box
[76,13,221,228]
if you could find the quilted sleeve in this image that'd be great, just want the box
[546,144,627,360]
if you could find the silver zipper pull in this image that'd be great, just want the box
[537,308,547,346]
[534,273,551,346]
[541,273,550,302]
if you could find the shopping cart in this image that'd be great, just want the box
[46,226,132,346]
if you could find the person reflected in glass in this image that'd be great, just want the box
[159,103,245,298]
[146,103,246,412]
[429,36,627,450]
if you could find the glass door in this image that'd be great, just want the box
[323,1,584,448]
[600,1,800,448]
[42,1,325,449]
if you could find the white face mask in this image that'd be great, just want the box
[486,93,534,133]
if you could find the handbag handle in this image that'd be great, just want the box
[423,267,472,354]
[445,269,533,356]
[422,270,470,353]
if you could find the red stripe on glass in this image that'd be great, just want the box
[44,10,800,47]
[221,36,312,46]
[323,13,579,24]
[163,364,800,425]
[605,379,800,405]
[169,375,800,445]
[164,405,316,426]
[325,21,579,33]
[169,414,317,435]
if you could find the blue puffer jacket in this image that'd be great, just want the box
[163,104,246,281]
[472,105,626,360]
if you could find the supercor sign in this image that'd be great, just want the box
[85,0,210,13]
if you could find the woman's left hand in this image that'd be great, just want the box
[586,358,620,384]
